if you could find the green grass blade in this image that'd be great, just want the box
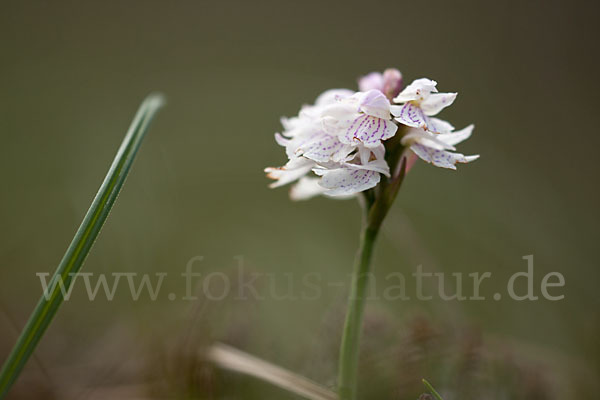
[422,379,444,400]
[0,93,165,398]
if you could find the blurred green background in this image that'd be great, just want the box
[1,0,598,399]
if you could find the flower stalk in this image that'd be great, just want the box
[337,221,378,400]
[337,147,407,400]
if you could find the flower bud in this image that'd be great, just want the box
[382,68,403,100]
[358,72,384,92]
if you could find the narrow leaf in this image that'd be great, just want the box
[0,94,165,398]
[422,378,444,400]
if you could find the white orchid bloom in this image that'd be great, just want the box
[289,176,328,200]
[313,148,390,196]
[391,78,479,169]
[266,87,400,199]
[266,70,480,199]
[267,89,356,189]
[401,125,479,169]
[275,89,355,160]
[390,78,457,134]
[322,89,398,148]
[265,156,315,188]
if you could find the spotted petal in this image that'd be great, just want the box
[420,93,457,116]
[276,129,324,159]
[296,134,354,163]
[410,143,479,170]
[348,158,390,177]
[427,117,454,134]
[314,166,381,196]
[339,114,398,148]
[391,102,427,129]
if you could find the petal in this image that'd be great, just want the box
[401,128,456,151]
[358,89,391,119]
[420,92,457,116]
[370,143,386,161]
[320,101,359,123]
[340,114,398,148]
[392,102,427,129]
[358,72,384,92]
[315,167,381,196]
[265,157,314,187]
[426,117,454,134]
[280,113,319,138]
[280,116,297,131]
[410,143,479,170]
[315,89,355,106]
[296,134,354,163]
[274,133,290,147]
[358,145,372,165]
[289,177,328,200]
[393,78,438,103]
[351,144,389,175]
[347,159,390,177]
[281,129,325,159]
[437,124,474,146]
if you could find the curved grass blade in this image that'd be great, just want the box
[207,343,338,400]
[0,93,165,398]
[422,379,444,400]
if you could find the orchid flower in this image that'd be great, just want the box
[265,89,355,191]
[265,88,398,199]
[402,125,479,170]
[321,89,398,148]
[391,78,479,169]
[266,70,479,201]
[391,78,457,134]
[265,69,480,400]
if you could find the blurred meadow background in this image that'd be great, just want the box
[1,0,599,399]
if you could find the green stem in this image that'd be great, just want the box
[337,151,408,400]
[337,217,379,400]
[0,94,164,398]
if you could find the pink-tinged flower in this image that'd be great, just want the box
[358,72,384,92]
[382,69,403,100]
[359,68,403,100]
[266,69,479,199]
